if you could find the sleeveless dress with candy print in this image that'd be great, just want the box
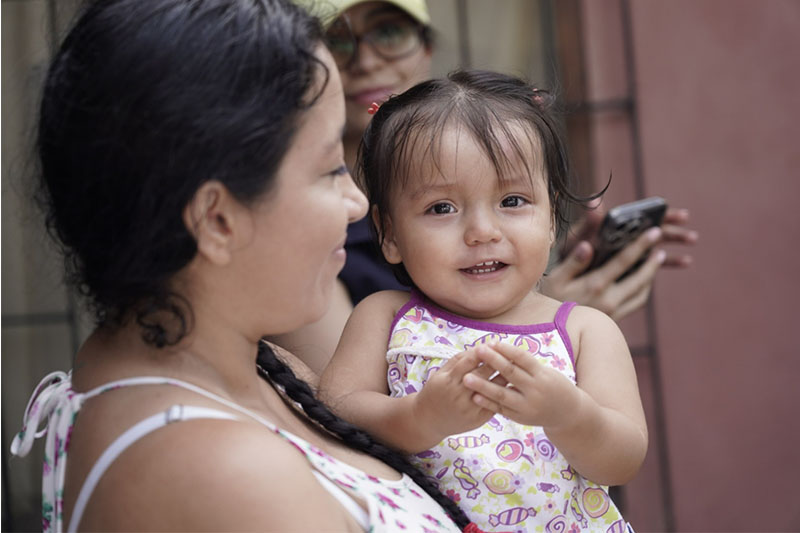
[387,291,631,533]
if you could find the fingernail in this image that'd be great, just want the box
[656,249,667,263]
[575,241,591,262]
[647,227,662,242]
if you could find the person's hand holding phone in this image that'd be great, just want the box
[539,198,698,321]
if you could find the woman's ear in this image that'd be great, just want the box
[373,206,402,265]
[182,181,245,266]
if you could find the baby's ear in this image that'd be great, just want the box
[373,206,403,264]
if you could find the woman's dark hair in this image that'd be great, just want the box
[257,343,472,530]
[39,1,474,529]
[37,0,327,346]
[358,69,603,287]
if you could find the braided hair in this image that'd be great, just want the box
[256,342,472,530]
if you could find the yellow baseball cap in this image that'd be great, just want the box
[295,0,430,27]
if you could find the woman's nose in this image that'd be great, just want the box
[342,171,368,223]
[463,208,502,245]
[348,39,384,73]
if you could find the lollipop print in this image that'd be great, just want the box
[582,488,609,518]
[482,469,516,495]
[534,435,558,461]
[389,328,412,348]
[534,434,558,470]
[545,515,567,533]
[532,433,558,475]
[387,363,401,385]
[496,438,535,466]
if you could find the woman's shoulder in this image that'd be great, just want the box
[74,408,357,531]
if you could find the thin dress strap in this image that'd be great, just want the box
[68,405,238,533]
[311,472,369,530]
[11,373,375,532]
[554,301,578,369]
[10,373,286,532]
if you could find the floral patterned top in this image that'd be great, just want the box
[387,290,631,533]
[10,371,463,533]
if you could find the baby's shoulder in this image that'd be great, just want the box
[356,289,413,315]
[563,304,627,363]
[564,303,619,333]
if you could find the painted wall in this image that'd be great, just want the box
[3,1,798,531]
[580,0,800,530]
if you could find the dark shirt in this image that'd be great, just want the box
[339,218,406,304]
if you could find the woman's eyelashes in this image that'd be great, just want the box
[327,164,349,178]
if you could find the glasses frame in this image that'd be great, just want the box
[326,14,427,70]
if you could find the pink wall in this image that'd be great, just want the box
[580,1,800,530]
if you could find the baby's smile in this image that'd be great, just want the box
[460,260,507,275]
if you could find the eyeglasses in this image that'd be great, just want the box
[325,16,425,70]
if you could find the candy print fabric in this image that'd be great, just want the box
[387,291,629,532]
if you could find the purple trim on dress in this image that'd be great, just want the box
[388,290,419,343]
[414,292,558,335]
[554,301,577,368]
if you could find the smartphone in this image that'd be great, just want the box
[587,196,668,278]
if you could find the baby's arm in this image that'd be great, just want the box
[463,306,647,486]
[319,290,496,454]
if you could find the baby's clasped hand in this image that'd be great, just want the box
[461,342,581,429]
[412,345,498,446]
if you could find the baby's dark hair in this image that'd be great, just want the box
[359,69,600,287]
[37,0,327,346]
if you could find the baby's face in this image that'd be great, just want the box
[380,124,555,321]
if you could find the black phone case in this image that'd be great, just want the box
[587,197,667,278]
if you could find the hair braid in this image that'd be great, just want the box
[256,342,472,530]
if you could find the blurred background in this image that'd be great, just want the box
[3,0,799,531]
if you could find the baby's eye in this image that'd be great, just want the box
[501,195,528,208]
[427,202,455,215]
